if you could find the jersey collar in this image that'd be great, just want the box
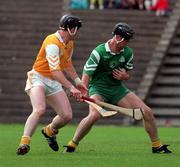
[55,31,71,49]
[105,40,124,55]
[55,31,64,43]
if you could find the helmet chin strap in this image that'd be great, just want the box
[114,35,124,44]
[67,27,78,36]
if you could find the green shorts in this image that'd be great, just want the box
[89,83,130,105]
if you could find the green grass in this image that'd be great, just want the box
[0,124,180,167]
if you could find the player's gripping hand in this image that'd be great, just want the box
[112,68,130,80]
[74,78,88,97]
[68,85,82,100]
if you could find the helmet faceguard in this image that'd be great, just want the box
[59,15,82,35]
[112,22,135,40]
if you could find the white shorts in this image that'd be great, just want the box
[25,70,63,96]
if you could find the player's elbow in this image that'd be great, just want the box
[51,70,60,79]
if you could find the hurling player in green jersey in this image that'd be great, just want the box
[64,22,172,154]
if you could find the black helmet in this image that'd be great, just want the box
[59,14,82,31]
[112,22,135,40]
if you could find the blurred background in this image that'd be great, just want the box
[0,0,180,126]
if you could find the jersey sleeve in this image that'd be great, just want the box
[125,50,134,71]
[83,49,100,76]
[45,44,61,71]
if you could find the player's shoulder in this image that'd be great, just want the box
[96,43,105,49]
[44,33,73,48]
[94,43,106,53]
[45,33,59,43]
[124,46,133,54]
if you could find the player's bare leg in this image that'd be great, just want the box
[117,92,171,153]
[42,91,72,151]
[75,112,100,141]
[47,91,72,129]
[64,95,101,153]
[17,86,46,155]
[64,108,100,152]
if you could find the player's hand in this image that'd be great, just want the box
[112,68,130,80]
[74,79,88,96]
[69,85,82,100]
[76,82,88,96]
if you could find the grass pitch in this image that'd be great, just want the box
[0,124,180,167]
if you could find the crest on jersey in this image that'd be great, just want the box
[119,56,125,63]
[109,61,118,68]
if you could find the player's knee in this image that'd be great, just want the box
[33,106,46,118]
[62,112,72,123]
[88,111,100,122]
[143,107,155,121]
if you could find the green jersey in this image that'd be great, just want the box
[83,41,134,87]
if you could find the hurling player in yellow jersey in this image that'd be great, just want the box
[16,15,87,155]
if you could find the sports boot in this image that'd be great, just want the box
[63,140,78,153]
[152,145,172,154]
[16,144,30,155]
[41,128,59,151]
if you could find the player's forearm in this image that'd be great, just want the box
[51,70,74,89]
[64,64,79,80]
[81,74,90,88]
